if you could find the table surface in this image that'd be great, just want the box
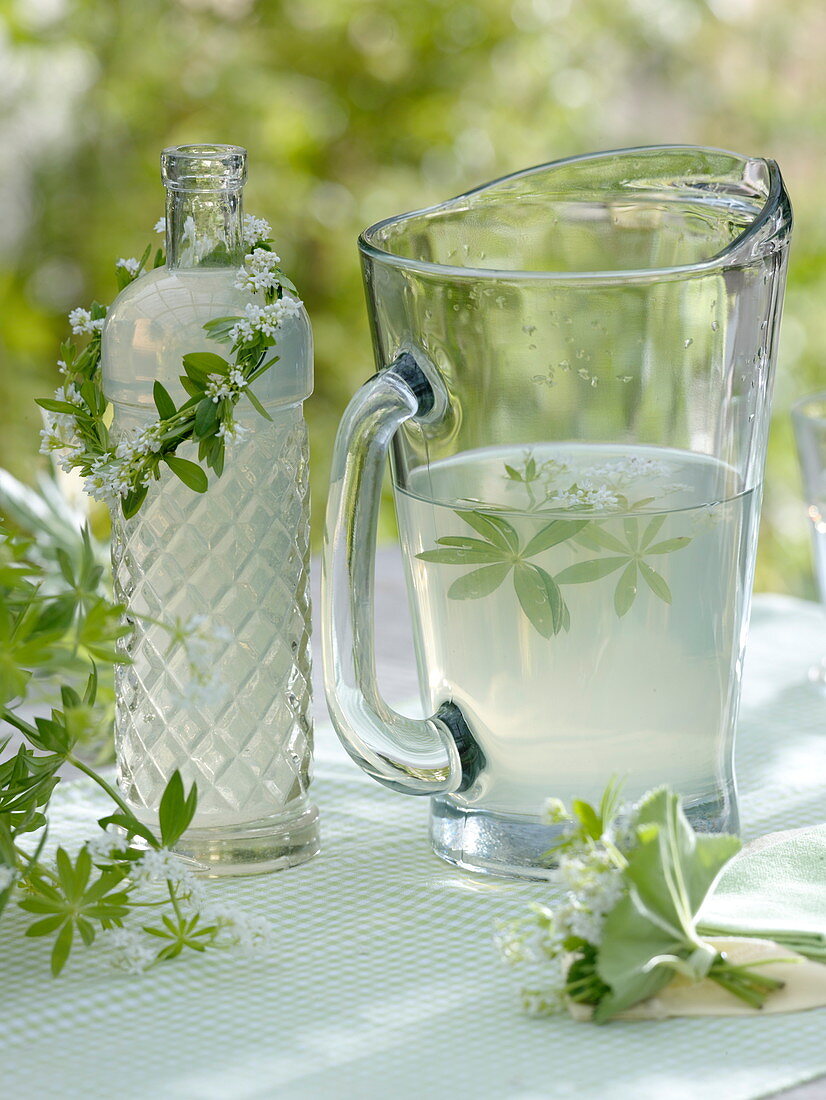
[2,548,825,1100]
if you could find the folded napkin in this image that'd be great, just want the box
[698,825,826,960]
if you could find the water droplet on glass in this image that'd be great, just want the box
[711,320,718,331]
[529,343,537,350]
[684,338,693,348]
[559,360,570,370]
[522,324,536,335]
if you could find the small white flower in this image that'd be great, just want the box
[116,257,141,276]
[132,847,192,888]
[541,797,570,826]
[229,299,301,343]
[103,927,156,975]
[68,307,105,335]
[154,217,166,234]
[217,420,249,444]
[85,830,122,860]
[242,214,272,246]
[201,904,273,954]
[233,248,283,294]
[0,865,16,892]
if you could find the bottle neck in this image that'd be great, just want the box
[165,187,245,270]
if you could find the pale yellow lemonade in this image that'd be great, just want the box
[396,443,756,816]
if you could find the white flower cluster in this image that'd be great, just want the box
[85,828,124,861]
[243,214,271,246]
[228,298,302,344]
[116,257,141,276]
[39,384,86,468]
[154,214,270,247]
[82,424,163,507]
[201,903,273,954]
[205,367,248,404]
[131,847,195,889]
[216,420,249,445]
[68,307,105,335]
[553,849,626,946]
[585,456,670,483]
[233,248,283,295]
[494,906,567,1016]
[552,485,622,511]
[102,926,157,975]
[540,796,571,825]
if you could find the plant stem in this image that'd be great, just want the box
[66,752,134,822]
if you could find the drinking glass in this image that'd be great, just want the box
[323,146,792,878]
[792,393,826,687]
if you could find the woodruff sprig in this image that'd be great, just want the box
[37,215,301,518]
[495,785,787,1022]
[0,523,271,975]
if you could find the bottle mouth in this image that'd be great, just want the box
[161,144,247,192]
[359,144,792,284]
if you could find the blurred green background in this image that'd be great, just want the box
[1,0,824,594]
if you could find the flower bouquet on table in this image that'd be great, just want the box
[496,783,826,1022]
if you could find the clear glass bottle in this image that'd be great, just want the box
[102,144,318,874]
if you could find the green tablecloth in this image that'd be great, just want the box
[2,595,825,1100]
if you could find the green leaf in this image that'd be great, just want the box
[153,381,176,421]
[627,788,741,937]
[194,398,219,438]
[573,525,628,554]
[158,769,197,847]
[50,919,74,976]
[163,456,209,493]
[179,375,204,397]
[35,399,83,416]
[638,560,672,604]
[121,486,148,519]
[447,563,512,600]
[623,517,640,549]
[182,352,229,381]
[244,388,273,422]
[456,511,519,553]
[571,799,602,840]
[594,893,682,1022]
[513,562,565,638]
[25,914,66,937]
[504,464,523,482]
[640,514,667,549]
[645,537,692,555]
[523,519,589,558]
[417,545,508,565]
[97,811,158,849]
[614,561,638,617]
[555,557,628,585]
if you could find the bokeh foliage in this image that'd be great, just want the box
[1,0,824,593]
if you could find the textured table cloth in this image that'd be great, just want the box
[2,566,826,1100]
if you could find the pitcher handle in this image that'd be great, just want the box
[321,352,480,795]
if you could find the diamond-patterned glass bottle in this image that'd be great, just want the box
[102,145,318,874]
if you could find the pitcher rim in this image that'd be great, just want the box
[358,143,790,284]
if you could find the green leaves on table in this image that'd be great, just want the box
[19,847,132,976]
[417,506,691,638]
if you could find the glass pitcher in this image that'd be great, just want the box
[322,145,792,879]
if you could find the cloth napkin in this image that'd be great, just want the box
[698,824,826,960]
